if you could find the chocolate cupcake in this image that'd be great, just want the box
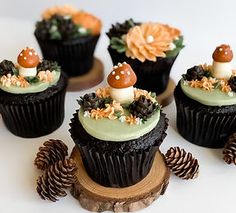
[107,19,184,95]
[69,62,168,187]
[0,47,67,138]
[174,44,236,148]
[35,5,102,77]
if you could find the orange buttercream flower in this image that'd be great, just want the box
[189,77,215,91]
[134,88,156,102]
[201,63,212,72]
[232,70,236,76]
[0,74,30,88]
[17,76,30,87]
[220,80,232,93]
[125,114,138,125]
[42,5,78,19]
[125,23,181,62]
[96,87,110,98]
[90,108,106,120]
[72,11,102,35]
[189,79,201,88]
[37,70,55,83]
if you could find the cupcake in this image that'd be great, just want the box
[69,62,168,187]
[174,44,236,148]
[107,19,184,95]
[0,47,67,138]
[34,5,102,77]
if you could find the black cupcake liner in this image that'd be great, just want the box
[108,46,178,95]
[0,74,67,138]
[78,144,158,187]
[174,82,236,148]
[35,34,100,77]
[69,110,168,187]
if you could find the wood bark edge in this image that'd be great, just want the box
[70,147,170,212]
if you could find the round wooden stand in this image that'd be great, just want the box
[67,58,104,91]
[156,78,176,107]
[70,147,170,212]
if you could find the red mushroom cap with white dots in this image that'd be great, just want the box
[17,47,40,68]
[107,62,137,89]
[212,44,233,62]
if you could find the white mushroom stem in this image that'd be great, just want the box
[212,61,232,80]
[109,86,134,104]
[19,66,37,77]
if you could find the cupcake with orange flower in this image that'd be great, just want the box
[107,19,184,95]
[35,5,102,76]
[0,47,67,138]
[174,44,236,148]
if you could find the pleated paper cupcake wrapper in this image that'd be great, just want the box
[174,90,236,148]
[0,87,66,138]
[69,111,168,188]
[35,34,100,77]
[77,142,159,188]
[108,46,178,95]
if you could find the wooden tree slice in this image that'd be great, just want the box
[67,58,104,91]
[70,147,170,212]
[156,78,176,107]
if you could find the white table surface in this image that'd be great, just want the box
[0,0,236,212]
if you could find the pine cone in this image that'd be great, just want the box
[36,158,77,202]
[34,139,68,170]
[129,95,159,120]
[56,15,77,40]
[78,93,104,112]
[185,65,205,81]
[165,147,199,180]
[35,15,79,40]
[223,133,236,165]
[35,19,52,40]
[106,19,140,39]
[228,76,236,92]
[37,60,60,72]
[0,60,16,76]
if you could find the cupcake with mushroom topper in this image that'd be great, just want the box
[0,47,67,138]
[107,19,184,95]
[69,62,168,187]
[174,44,236,148]
[34,5,102,77]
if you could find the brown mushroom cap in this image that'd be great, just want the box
[17,47,40,68]
[107,62,137,89]
[212,44,233,62]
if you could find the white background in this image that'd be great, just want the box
[0,0,236,212]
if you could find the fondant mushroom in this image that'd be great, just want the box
[107,62,137,104]
[17,47,40,77]
[212,44,233,80]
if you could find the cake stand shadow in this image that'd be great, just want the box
[156,78,175,107]
[67,58,104,91]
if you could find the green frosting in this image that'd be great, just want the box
[78,108,160,141]
[180,79,236,106]
[0,71,60,94]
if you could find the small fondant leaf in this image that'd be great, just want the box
[114,110,123,118]
[104,97,113,104]
[110,37,127,53]
[110,37,126,45]
[173,35,184,47]
[25,76,40,84]
[166,36,185,58]
[166,47,182,58]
